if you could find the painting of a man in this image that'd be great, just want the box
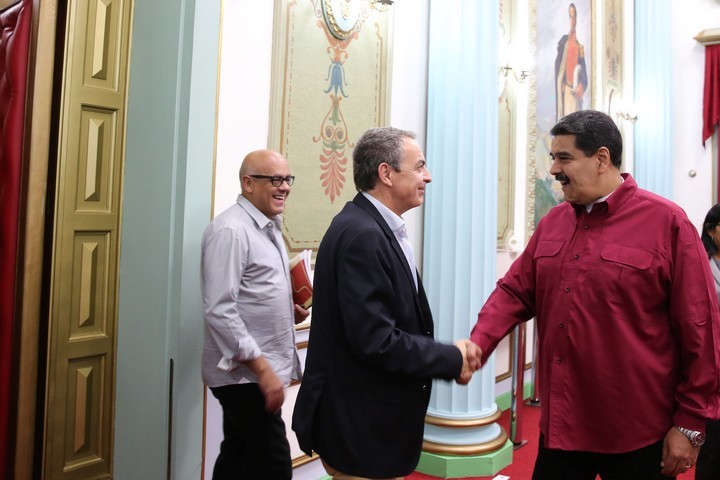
[532,0,592,228]
[555,3,588,121]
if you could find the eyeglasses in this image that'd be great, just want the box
[249,175,295,187]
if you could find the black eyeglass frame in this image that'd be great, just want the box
[248,175,295,187]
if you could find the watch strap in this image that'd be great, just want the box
[675,426,706,447]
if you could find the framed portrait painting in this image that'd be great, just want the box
[527,0,594,232]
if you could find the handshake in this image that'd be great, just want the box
[454,339,482,385]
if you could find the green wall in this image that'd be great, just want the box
[115,0,220,478]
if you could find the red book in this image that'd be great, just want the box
[289,250,313,308]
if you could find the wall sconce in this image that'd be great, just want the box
[369,0,393,13]
[608,92,638,124]
[616,110,638,123]
[500,64,529,83]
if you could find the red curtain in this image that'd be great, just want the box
[0,0,32,475]
[703,44,720,203]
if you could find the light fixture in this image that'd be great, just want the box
[616,111,638,122]
[608,92,638,124]
[498,42,531,84]
[499,64,529,83]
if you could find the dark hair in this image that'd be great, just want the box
[702,203,720,257]
[550,110,623,168]
[353,127,416,191]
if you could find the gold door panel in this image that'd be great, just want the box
[44,0,132,478]
[75,109,117,212]
[70,233,110,337]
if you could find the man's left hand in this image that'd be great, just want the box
[660,427,699,476]
[294,304,310,324]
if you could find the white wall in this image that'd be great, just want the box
[672,0,720,230]
[213,0,275,215]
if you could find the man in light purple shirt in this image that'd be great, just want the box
[201,149,309,480]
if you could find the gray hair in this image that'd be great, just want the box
[353,127,416,191]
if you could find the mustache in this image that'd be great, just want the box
[555,173,569,183]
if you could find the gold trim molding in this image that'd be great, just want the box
[695,28,720,46]
[0,0,20,11]
[422,427,509,456]
[292,452,319,468]
[425,408,503,428]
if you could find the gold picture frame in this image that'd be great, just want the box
[497,0,517,248]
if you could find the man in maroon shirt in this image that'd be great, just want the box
[471,110,720,479]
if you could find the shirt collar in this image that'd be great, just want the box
[573,173,636,216]
[361,191,405,234]
[236,194,281,229]
[584,175,624,212]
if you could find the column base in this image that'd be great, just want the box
[416,439,514,479]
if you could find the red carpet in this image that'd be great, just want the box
[408,404,696,479]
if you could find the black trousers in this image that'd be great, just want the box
[532,434,675,480]
[210,383,292,480]
[696,419,720,480]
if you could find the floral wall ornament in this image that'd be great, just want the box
[267,0,390,255]
[315,95,351,203]
[313,11,366,202]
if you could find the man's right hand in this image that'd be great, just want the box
[454,339,482,385]
[246,356,285,412]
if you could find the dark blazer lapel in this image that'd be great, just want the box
[351,194,429,321]
[415,277,434,333]
[353,194,416,285]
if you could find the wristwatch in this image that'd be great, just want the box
[675,426,706,447]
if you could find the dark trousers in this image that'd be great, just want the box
[210,383,292,480]
[532,434,675,480]
[696,419,720,480]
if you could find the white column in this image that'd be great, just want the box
[422,0,508,461]
[633,0,673,197]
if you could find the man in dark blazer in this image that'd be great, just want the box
[292,127,480,479]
